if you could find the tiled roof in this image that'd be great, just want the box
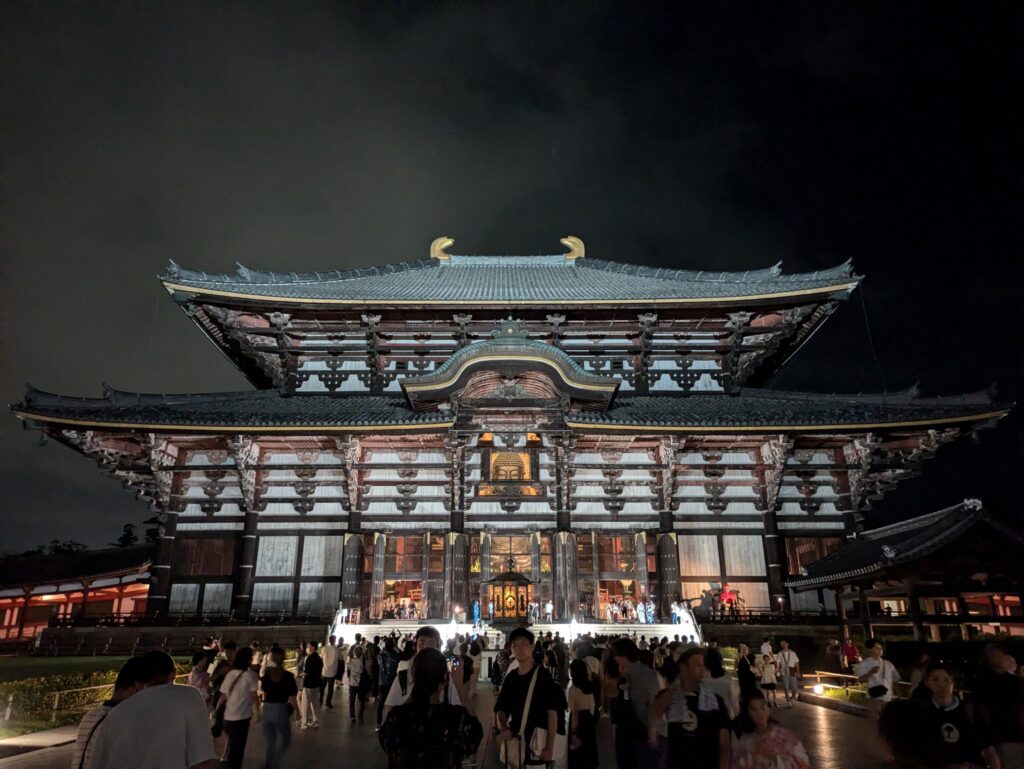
[12,385,1008,432]
[570,387,1009,430]
[0,545,154,589]
[161,256,861,304]
[785,500,1024,589]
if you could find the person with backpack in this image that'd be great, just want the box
[70,656,147,769]
[379,648,481,769]
[216,648,260,769]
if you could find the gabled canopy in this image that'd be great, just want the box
[401,320,619,410]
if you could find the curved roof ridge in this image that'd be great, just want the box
[737,385,1004,407]
[579,257,856,284]
[164,258,438,286]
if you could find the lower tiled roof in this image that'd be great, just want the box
[11,385,1009,432]
[0,545,154,590]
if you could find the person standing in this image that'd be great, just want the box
[186,651,211,706]
[733,690,811,769]
[218,648,260,769]
[737,643,759,701]
[757,654,779,708]
[259,646,298,769]
[299,641,323,729]
[88,650,218,769]
[495,627,564,767]
[379,648,481,769]
[777,640,800,708]
[973,643,1024,767]
[376,637,400,730]
[567,658,599,769]
[921,661,1001,769]
[651,647,731,769]
[347,644,368,723]
[545,599,554,623]
[855,639,899,717]
[321,635,340,708]
[611,638,663,769]
[71,657,146,769]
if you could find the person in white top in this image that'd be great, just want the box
[544,600,554,622]
[71,656,146,769]
[777,639,801,707]
[218,648,260,769]
[87,651,217,769]
[321,635,340,708]
[759,637,774,660]
[855,638,900,715]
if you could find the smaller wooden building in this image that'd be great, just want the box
[0,546,152,641]
[787,500,1024,641]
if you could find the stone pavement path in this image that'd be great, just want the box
[0,688,886,769]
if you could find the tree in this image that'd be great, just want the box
[47,539,87,555]
[111,523,139,548]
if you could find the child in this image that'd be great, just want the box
[758,653,779,707]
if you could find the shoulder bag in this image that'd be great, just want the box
[211,670,244,737]
[500,667,537,769]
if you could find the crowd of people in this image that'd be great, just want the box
[66,625,1024,769]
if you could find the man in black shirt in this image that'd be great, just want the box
[495,627,564,765]
[300,641,324,729]
[652,647,730,769]
[974,643,1024,767]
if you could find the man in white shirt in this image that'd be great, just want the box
[87,651,217,769]
[321,635,340,707]
[855,638,900,716]
[777,639,801,707]
[70,657,146,769]
[544,600,554,622]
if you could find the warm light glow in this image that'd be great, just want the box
[39,594,66,602]
[813,684,825,695]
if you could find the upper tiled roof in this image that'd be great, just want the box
[785,500,1024,589]
[12,385,1008,433]
[161,255,861,304]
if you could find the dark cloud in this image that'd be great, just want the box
[1,2,1021,549]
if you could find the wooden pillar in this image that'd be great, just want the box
[955,594,973,641]
[634,532,650,605]
[340,533,365,616]
[15,592,30,638]
[836,587,850,640]
[443,532,469,619]
[553,531,578,620]
[905,579,925,642]
[148,512,178,619]
[231,510,259,618]
[858,585,873,638]
[655,532,680,621]
[114,586,125,615]
[80,580,93,616]
[370,533,386,619]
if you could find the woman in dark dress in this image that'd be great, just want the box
[737,643,759,700]
[379,648,481,769]
[567,659,599,769]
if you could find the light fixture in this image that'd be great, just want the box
[812,684,825,695]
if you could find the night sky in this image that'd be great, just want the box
[1,3,1021,551]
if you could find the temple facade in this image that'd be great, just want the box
[12,237,1010,624]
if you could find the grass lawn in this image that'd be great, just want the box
[0,656,134,683]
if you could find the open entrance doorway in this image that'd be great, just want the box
[380,580,423,620]
[598,579,639,622]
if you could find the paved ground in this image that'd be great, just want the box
[0,687,885,769]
